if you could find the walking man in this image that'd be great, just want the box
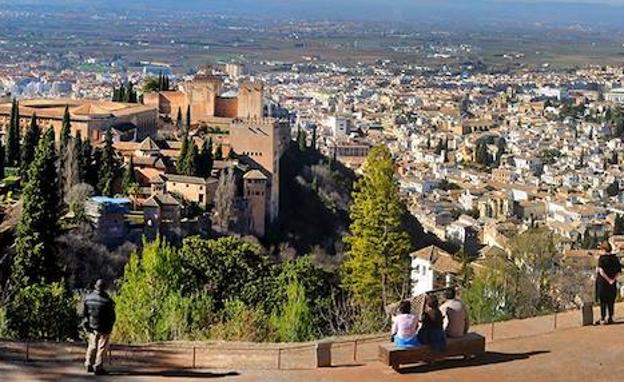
[83,279,116,375]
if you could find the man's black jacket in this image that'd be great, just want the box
[83,290,116,334]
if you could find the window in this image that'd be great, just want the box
[422,266,426,275]
[199,194,204,203]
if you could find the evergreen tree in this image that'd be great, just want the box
[176,107,183,129]
[61,138,80,202]
[0,141,5,179]
[311,125,317,150]
[60,105,71,152]
[158,72,163,91]
[74,134,84,183]
[186,105,192,129]
[121,156,138,194]
[187,143,199,176]
[97,128,117,196]
[614,214,624,236]
[20,113,41,180]
[297,128,307,152]
[342,145,412,327]
[7,99,21,167]
[197,138,214,178]
[12,129,61,286]
[214,143,223,160]
[176,131,190,174]
[80,138,96,188]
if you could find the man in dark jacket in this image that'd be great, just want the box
[83,279,116,375]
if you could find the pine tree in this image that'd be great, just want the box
[20,113,41,180]
[197,138,213,178]
[121,156,138,194]
[97,128,117,196]
[7,99,21,167]
[176,130,189,174]
[342,145,412,324]
[12,129,61,286]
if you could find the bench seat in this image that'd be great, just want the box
[379,332,485,371]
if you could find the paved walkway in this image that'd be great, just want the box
[2,323,624,382]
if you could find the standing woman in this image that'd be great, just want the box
[596,241,622,325]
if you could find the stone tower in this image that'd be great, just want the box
[237,80,264,119]
[243,170,268,237]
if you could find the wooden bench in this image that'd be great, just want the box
[379,332,485,371]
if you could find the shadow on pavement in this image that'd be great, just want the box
[106,369,240,378]
[399,350,550,374]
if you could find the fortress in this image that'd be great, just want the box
[143,75,264,128]
[144,75,290,237]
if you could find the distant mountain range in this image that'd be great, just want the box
[4,0,624,29]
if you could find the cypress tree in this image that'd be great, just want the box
[97,128,117,196]
[158,72,163,91]
[214,143,223,160]
[176,107,182,129]
[60,105,71,151]
[121,156,138,194]
[311,125,317,150]
[297,129,307,152]
[176,130,189,174]
[12,129,61,286]
[7,99,20,167]
[0,141,5,179]
[197,138,214,178]
[82,139,97,189]
[74,134,84,183]
[184,143,199,176]
[186,105,192,129]
[20,113,41,180]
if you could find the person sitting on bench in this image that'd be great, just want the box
[440,288,470,338]
[391,300,421,348]
[417,294,446,352]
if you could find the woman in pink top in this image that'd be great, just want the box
[391,300,421,348]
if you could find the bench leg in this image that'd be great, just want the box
[391,362,400,372]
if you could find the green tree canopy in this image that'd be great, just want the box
[6,99,20,167]
[97,128,118,196]
[20,113,41,180]
[341,145,412,328]
[12,129,61,287]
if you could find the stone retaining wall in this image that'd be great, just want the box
[1,302,621,370]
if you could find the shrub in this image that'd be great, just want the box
[209,299,275,342]
[4,282,78,340]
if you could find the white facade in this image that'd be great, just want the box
[327,115,350,137]
[411,256,435,296]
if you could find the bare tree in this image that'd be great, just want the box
[213,167,238,233]
[66,183,94,226]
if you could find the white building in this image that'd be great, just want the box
[327,115,351,137]
[605,88,624,104]
[410,246,462,296]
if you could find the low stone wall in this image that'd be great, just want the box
[1,302,621,370]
